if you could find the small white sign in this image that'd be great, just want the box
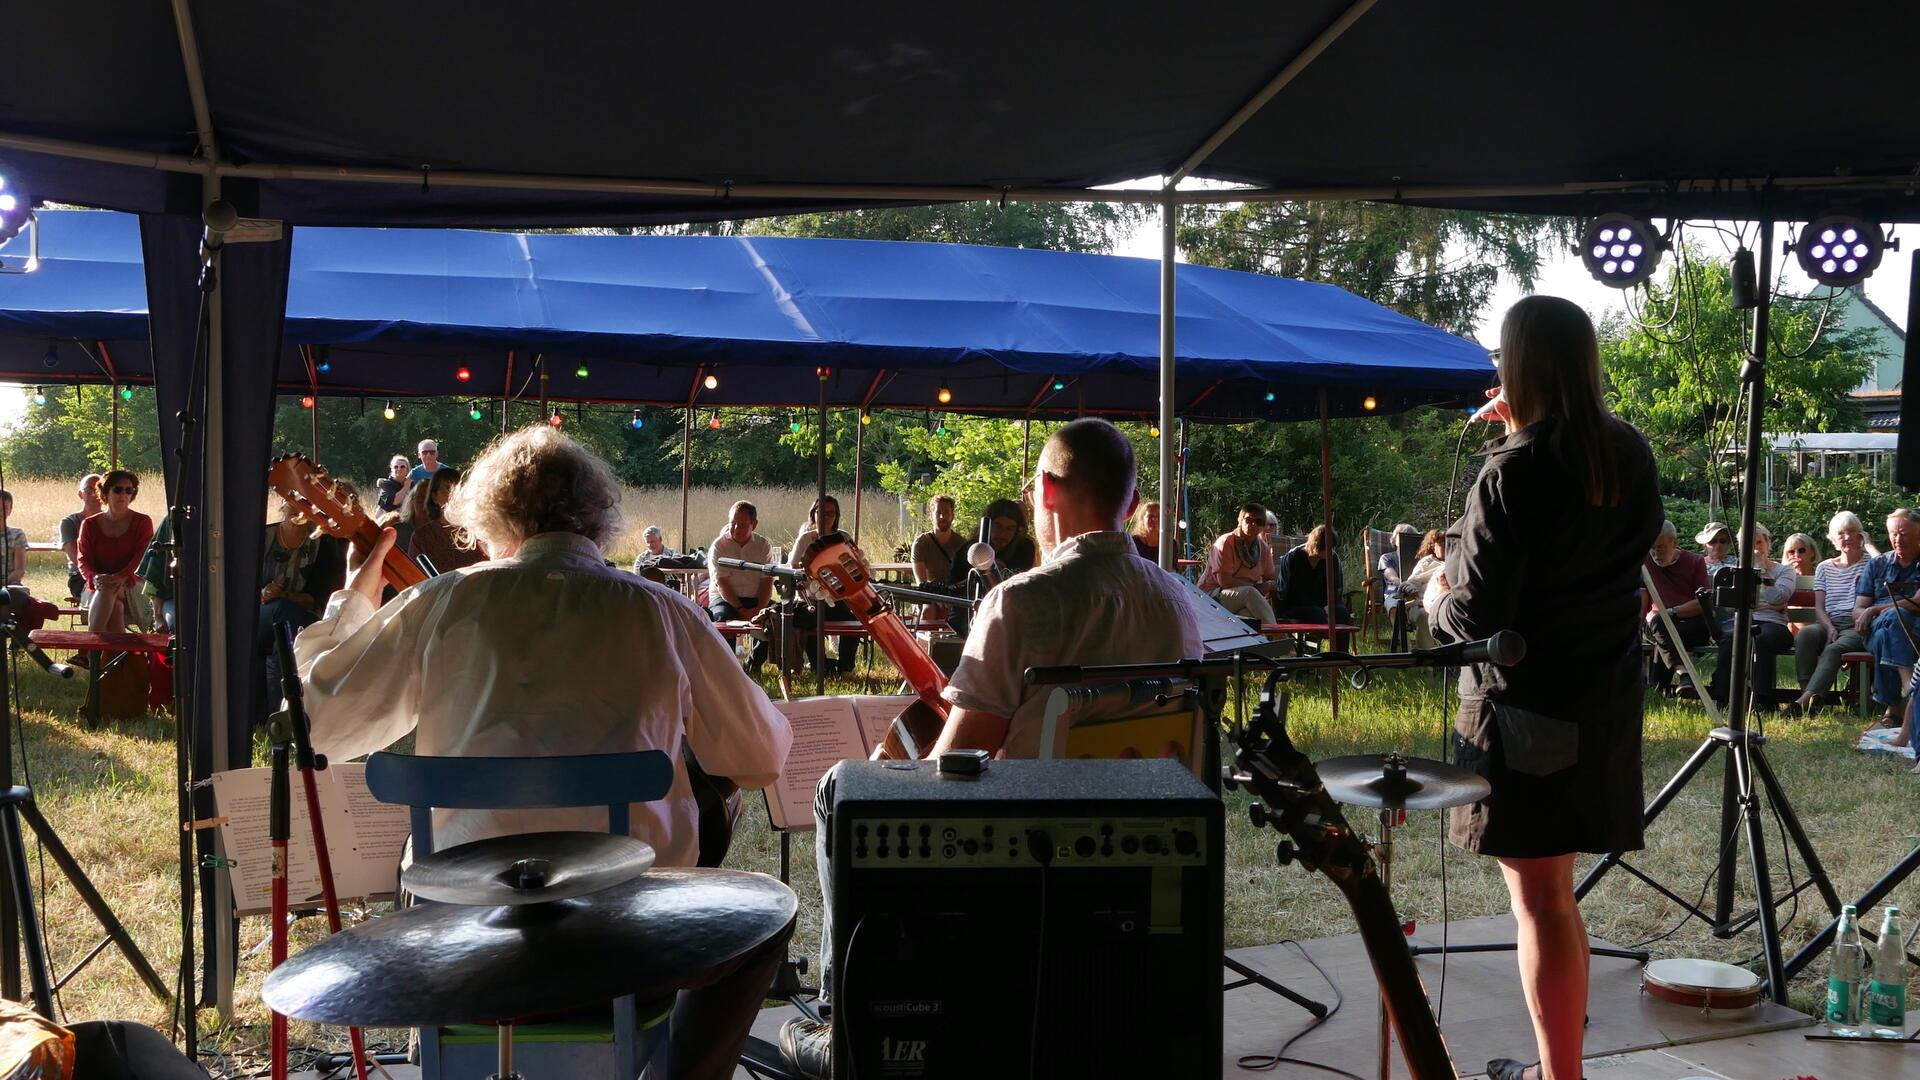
[228,218,284,244]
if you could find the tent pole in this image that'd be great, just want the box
[680,407,693,552]
[1021,419,1032,479]
[817,374,828,502]
[200,174,238,1024]
[537,354,548,421]
[311,394,320,461]
[1320,387,1338,722]
[853,412,866,544]
[110,385,120,470]
[500,351,514,434]
[1156,194,1177,570]
[1176,420,1190,564]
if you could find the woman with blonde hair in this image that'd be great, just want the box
[1787,511,1873,717]
[1430,296,1662,1080]
[1128,500,1161,560]
[403,466,484,574]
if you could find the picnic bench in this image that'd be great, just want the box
[28,629,170,727]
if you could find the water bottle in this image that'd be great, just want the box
[1866,905,1908,1038]
[1826,905,1866,1035]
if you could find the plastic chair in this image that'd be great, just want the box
[364,750,678,1080]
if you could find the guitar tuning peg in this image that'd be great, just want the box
[1274,841,1296,866]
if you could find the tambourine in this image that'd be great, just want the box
[1639,958,1761,1013]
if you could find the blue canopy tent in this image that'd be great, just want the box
[2,210,1489,423]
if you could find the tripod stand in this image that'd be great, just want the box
[1573,218,1840,1002]
[0,601,169,1015]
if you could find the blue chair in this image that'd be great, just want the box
[364,750,678,1080]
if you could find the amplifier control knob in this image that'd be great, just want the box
[1073,836,1095,858]
[1173,830,1197,856]
[1120,836,1138,854]
[1143,835,1162,855]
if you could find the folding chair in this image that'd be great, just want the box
[364,750,678,1080]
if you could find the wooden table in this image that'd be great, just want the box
[29,629,171,727]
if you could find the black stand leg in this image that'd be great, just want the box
[1224,954,1330,1018]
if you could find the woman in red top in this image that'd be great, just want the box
[77,469,155,633]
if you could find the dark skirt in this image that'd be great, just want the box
[1448,695,1644,859]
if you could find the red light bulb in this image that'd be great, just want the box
[456,366,472,382]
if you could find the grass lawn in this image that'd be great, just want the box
[2,553,1915,1067]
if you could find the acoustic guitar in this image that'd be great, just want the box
[797,533,950,760]
[266,453,428,594]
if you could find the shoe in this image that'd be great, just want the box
[778,1017,832,1080]
[1485,1061,1537,1080]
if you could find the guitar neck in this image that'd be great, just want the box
[353,525,427,590]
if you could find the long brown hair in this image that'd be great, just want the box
[1500,295,1629,507]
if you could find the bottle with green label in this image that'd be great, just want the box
[1866,905,1908,1038]
[1826,905,1866,1035]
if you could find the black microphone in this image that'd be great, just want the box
[1413,630,1525,668]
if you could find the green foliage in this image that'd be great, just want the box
[1600,252,1877,499]
[745,203,1147,254]
[1772,471,1904,554]
[1178,202,1566,337]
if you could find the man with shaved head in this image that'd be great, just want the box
[779,417,1205,1078]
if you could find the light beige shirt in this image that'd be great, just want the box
[944,531,1204,758]
[294,531,792,868]
[708,531,774,604]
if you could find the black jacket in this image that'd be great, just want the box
[1432,416,1662,720]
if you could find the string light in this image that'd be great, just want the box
[470,403,485,421]
[300,395,315,409]
[1263,386,1275,403]
[316,360,331,373]
[860,411,872,426]
[456,366,471,382]
[703,373,719,390]
[1362,395,1377,412]
[708,411,721,430]
[1148,424,1161,438]
[935,422,949,437]
[548,410,564,428]
[119,387,133,400]
[937,380,953,404]
[816,366,831,380]
[383,400,396,421]
[30,388,45,406]
[789,419,803,434]
[1052,378,1066,392]
[575,363,590,379]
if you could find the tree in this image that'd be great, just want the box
[1178,202,1564,336]
[1599,250,1877,498]
[746,203,1146,253]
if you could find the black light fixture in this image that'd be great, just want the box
[1578,213,1664,288]
[1793,212,1891,288]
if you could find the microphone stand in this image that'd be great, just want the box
[270,622,371,1080]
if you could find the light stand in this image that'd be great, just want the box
[1574,218,1842,1001]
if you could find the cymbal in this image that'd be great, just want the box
[403,831,656,906]
[264,868,796,1028]
[1317,753,1490,811]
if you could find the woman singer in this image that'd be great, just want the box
[1430,296,1662,1080]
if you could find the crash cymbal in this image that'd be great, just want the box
[1317,752,1490,811]
[403,831,656,906]
[264,868,796,1028]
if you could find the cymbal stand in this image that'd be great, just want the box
[270,623,370,1080]
[490,1023,522,1080]
[1374,804,1404,1080]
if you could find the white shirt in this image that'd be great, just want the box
[944,531,1204,759]
[294,532,792,868]
[787,523,822,568]
[707,531,774,605]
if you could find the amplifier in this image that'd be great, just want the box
[826,758,1223,1079]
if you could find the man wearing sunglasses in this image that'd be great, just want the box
[407,439,444,486]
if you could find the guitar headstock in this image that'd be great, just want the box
[1225,681,1373,885]
[267,453,369,544]
[802,533,878,606]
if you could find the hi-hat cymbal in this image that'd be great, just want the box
[403,831,656,906]
[1317,753,1490,811]
[264,868,796,1028]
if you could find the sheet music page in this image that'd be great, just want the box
[208,768,323,915]
[312,763,410,903]
[763,697,867,830]
[848,695,916,756]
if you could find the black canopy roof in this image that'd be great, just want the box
[7,2,1919,225]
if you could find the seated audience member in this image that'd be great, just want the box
[910,495,964,621]
[786,494,859,675]
[1274,524,1352,624]
[1130,500,1162,561]
[375,455,410,516]
[1198,503,1277,625]
[1698,521,1734,575]
[630,525,677,567]
[1403,529,1446,649]
[136,517,175,634]
[1377,522,1421,640]
[0,491,25,587]
[258,493,347,718]
[945,497,1036,638]
[1858,508,1920,742]
[296,426,792,1080]
[708,500,774,672]
[1788,511,1871,717]
[778,418,1203,1080]
[1705,523,1795,709]
[1643,519,1712,695]
[76,471,155,634]
[59,473,102,601]
[407,438,444,486]
[404,467,485,575]
[1782,532,1820,582]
